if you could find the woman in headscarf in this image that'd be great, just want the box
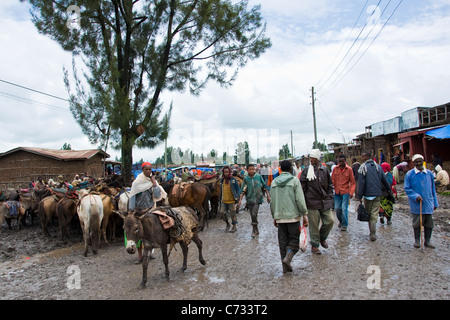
[379,162,396,225]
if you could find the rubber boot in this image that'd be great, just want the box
[413,228,421,248]
[282,249,295,272]
[281,258,289,273]
[251,225,259,238]
[229,221,237,233]
[424,228,435,249]
[369,222,377,241]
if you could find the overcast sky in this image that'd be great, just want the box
[1,0,449,165]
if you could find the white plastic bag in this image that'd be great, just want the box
[299,225,308,252]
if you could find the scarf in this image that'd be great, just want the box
[222,166,232,184]
[130,172,167,203]
[358,159,379,176]
[306,162,317,181]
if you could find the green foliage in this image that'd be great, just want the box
[22,0,271,182]
[235,141,250,165]
[61,143,72,150]
[312,141,328,151]
[278,143,291,160]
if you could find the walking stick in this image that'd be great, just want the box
[419,200,424,252]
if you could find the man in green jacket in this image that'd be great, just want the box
[238,164,271,238]
[270,160,308,273]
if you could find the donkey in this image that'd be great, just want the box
[0,201,26,232]
[165,182,211,231]
[56,197,78,240]
[118,206,206,289]
[38,195,59,236]
[77,193,104,257]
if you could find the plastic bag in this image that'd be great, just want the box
[357,203,370,222]
[299,225,308,252]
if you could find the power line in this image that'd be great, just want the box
[320,0,393,96]
[320,0,403,97]
[315,0,370,89]
[317,0,383,92]
[0,78,70,102]
[0,91,71,113]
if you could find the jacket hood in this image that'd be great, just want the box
[274,172,294,187]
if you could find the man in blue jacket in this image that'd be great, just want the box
[404,154,439,249]
[357,151,392,241]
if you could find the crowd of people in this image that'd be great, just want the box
[3,150,446,274]
[211,150,444,274]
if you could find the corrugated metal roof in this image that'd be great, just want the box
[0,147,110,161]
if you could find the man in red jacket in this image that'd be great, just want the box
[332,154,356,231]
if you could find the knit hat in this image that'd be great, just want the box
[412,154,424,162]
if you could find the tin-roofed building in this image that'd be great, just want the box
[0,147,110,189]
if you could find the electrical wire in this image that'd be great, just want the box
[315,0,370,89]
[317,0,383,93]
[0,78,70,102]
[0,91,71,113]
[320,0,403,97]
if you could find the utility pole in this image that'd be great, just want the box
[311,86,318,149]
[164,137,167,180]
[290,130,294,157]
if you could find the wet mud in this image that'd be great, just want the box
[1,185,449,300]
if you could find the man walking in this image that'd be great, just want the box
[404,154,439,249]
[238,164,271,238]
[270,160,308,273]
[219,166,241,233]
[331,154,356,231]
[357,151,392,241]
[300,149,334,254]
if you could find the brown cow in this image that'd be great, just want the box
[118,206,206,289]
[0,201,26,231]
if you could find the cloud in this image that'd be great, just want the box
[1,0,449,166]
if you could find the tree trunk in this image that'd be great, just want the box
[121,132,135,186]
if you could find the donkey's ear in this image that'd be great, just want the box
[136,208,150,219]
[114,210,127,219]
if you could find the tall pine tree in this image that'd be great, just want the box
[23,0,271,183]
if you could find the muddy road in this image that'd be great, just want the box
[1,186,449,301]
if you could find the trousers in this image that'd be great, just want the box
[277,222,300,259]
[307,208,334,248]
